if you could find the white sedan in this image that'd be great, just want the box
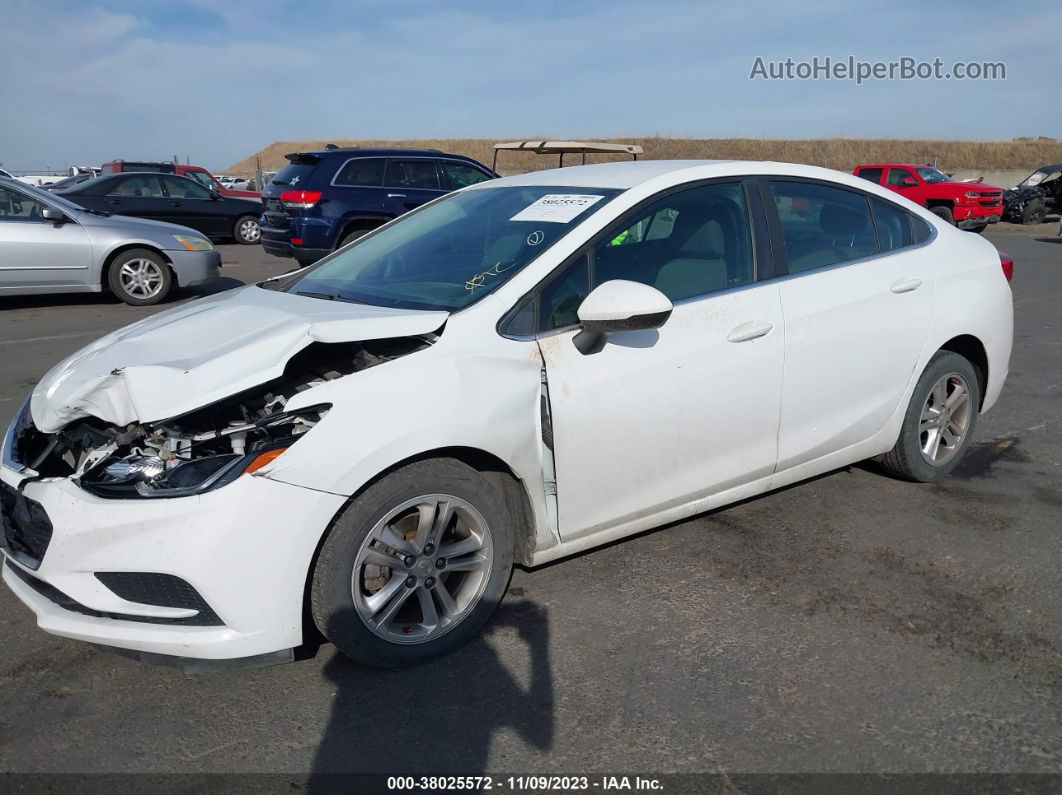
[1,160,1013,668]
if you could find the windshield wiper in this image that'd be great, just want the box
[295,290,338,301]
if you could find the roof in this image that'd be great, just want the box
[471,160,731,190]
[493,140,643,155]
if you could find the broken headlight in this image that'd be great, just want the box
[2,396,33,472]
[81,404,329,499]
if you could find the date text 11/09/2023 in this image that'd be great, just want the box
[386,775,664,791]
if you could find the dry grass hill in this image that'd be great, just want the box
[228,136,1062,177]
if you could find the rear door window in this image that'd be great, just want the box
[386,160,441,190]
[333,158,385,187]
[107,176,164,197]
[855,167,884,184]
[769,180,878,273]
[439,160,493,189]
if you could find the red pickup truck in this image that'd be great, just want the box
[853,163,1002,233]
[100,160,260,201]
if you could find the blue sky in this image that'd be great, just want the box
[1,0,1059,172]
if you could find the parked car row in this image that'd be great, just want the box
[0,176,220,305]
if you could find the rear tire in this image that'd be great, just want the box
[929,206,955,225]
[311,458,515,667]
[878,351,980,482]
[337,225,375,249]
[234,215,261,244]
[106,248,173,306]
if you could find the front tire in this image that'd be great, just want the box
[929,206,955,225]
[1021,202,1046,225]
[311,459,515,667]
[234,215,261,244]
[879,351,980,482]
[107,248,173,306]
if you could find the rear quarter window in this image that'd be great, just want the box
[333,158,385,187]
[856,167,884,184]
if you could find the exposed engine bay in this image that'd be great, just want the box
[10,337,431,498]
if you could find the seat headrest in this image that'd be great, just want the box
[820,203,868,235]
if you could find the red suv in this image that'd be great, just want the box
[101,160,260,201]
[854,164,1002,233]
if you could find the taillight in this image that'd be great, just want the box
[999,252,1013,282]
[279,190,322,209]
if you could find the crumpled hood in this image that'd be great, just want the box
[31,285,448,433]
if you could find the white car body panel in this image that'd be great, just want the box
[774,246,935,470]
[1,160,1013,661]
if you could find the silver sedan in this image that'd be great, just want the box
[0,177,220,305]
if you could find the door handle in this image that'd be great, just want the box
[106,198,120,205]
[168,201,182,207]
[890,277,923,294]
[727,320,774,343]
[387,193,407,198]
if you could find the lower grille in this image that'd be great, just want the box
[5,561,223,626]
[0,481,52,569]
[95,572,221,625]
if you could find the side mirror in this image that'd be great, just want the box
[42,207,68,223]
[573,280,673,355]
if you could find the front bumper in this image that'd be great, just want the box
[0,463,345,661]
[956,214,1001,230]
[165,248,222,287]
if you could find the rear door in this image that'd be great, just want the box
[382,159,446,216]
[765,178,934,471]
[0,185,92,290]
[103,175,167,221]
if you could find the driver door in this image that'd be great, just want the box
[532,181,785,539]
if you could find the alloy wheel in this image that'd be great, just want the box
[351,494,494,644]
[919,373,973,465]
[118,258,164,299]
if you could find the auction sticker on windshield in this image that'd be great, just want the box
[510,194,605,223]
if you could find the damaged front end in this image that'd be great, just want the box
[8,337,430,499]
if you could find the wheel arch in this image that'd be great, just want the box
[336,215,388,246]
[296,445,537,653]
[938,334,988,409]
[925,198,955,211]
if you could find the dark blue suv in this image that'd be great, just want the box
[259,147,496,266]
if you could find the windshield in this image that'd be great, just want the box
[914,167,951,184]
[280,186,621,312]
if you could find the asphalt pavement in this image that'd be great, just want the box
[0,228,1060,777]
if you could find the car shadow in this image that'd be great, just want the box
[309,600,553,780]
[0,276,246,310]
[1033,237,1062,244]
